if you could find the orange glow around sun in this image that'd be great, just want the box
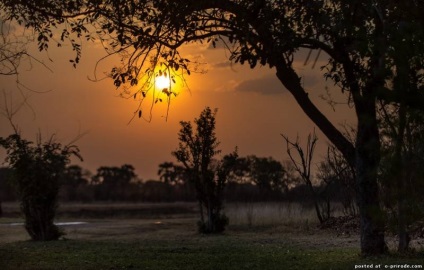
[155,74,171,90]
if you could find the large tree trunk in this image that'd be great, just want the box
[276,63,387,256]
[355,100,387,256]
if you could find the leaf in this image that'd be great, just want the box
[130,78,138,86]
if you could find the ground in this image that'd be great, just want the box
[0,202,423,269]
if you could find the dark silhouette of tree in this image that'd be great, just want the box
[157,161,185,185]
[316,145,357,217]
[0,21,28,77]
[3,0,424,255]
[60,165,90,201]
[92,164,138,201]
[379,104,424,252]
[0,133,82,241]
[248,156,288,193]
[172,107,237,233]
[231,155,289,193]
[283,130,329,224]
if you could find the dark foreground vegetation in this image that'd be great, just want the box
[1,237,422,270]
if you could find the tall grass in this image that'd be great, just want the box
[224,202,318,228]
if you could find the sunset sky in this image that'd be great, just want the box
[0,34,355,181]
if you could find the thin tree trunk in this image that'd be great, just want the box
[395,104,409,252]
[393,35,411,252]
[397,187,409,252]
[198,199,204,224]
[207,198,213,232]
[307,183,323,224]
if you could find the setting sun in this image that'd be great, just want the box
[155,74,171,90]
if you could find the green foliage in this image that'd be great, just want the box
[0,133,82,241]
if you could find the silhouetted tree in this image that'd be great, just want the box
[230,155,290,194]
[172,107,237,233]
[0,133,82,241]
[379,104,424,252]
[0,16,34,77]
[157,161,185,185]
[4,0,424,255]
[283,130,329,223]
[316,145,357,217]
[60,165,90,201]
[248,156,288,193]
[92,164,138,201]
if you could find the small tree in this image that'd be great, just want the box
[316,145,357,217]
[0,133,82,241]
[172,107,237,233]
[283,130,329,223]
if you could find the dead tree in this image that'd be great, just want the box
[282,130,326,224]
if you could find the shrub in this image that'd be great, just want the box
[197,213,229,234]
[0,134,82,241]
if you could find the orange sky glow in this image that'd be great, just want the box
[0,32,355,180]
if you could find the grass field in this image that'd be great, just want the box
[0,202,423,270]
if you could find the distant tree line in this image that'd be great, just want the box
[0,156,354,206]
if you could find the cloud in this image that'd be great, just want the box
[234,76,287,95]
[213,61,232,69]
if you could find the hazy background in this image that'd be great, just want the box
[0,37,355,180]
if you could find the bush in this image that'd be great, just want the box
[0,134,82,241]
[197,213,229,234]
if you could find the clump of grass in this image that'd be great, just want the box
[224,202,318,228]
